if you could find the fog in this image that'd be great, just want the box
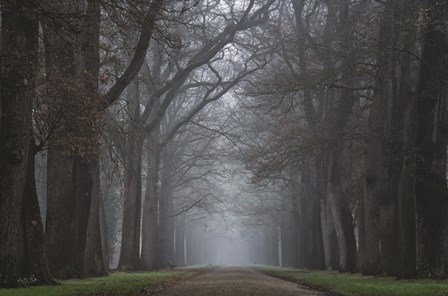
[5,1,446,288]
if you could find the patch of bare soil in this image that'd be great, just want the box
[155,267,325,296]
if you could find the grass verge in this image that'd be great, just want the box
[256,265,448,296]
[0,270,199,296]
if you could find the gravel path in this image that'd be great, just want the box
[156,267,325,296]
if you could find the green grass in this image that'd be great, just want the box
[0,270,196,296]
[257,266,448,296]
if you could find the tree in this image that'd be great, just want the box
[41,0,162,278]
[415,0,448,278]
[0,0,54,287]
[117,0,275,270]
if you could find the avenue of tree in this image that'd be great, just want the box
[0,0,447,288]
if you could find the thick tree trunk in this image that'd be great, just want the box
[415,1,448,278]
[46,154,101,278]
[45,154,78,278]
[327,145,357,272]
[321,199,340,270]
[45,153,80,278]
[0,1,40,286]
[310,197,325,269]
[361,0,418,277]
[390,5,417,276]
[306,174,325,270]
[22,144,56,285]
[41,20,75,278]
[81,1,105,277]
[84,160,106,276]
[43,0,105,279]
[317,152,340,270]
[296,173,325,269]
[363,81,386,275]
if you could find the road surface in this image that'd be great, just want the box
[157,267,326,296]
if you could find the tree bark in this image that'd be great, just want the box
[141,129,161,270]
[99,189,110,271]
[45,152,80,278]
[327,144,357,272]
[321,198,340,270]
[363,58,387,275]
[0,1,39,286]
[157,150,176,268]
[415,0,448,278]
[43,0,104,278]
[83,160,106,276]
[22,144,56,285]
[296,172,325,269]
[118,81,143,270]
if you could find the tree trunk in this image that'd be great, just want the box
[327,145,357,272]
[280,195,293,267]
[361,0,418,277]
[118,82,143,270]
[99,190,110,271]
[0,1,39,286]
[47,153,101,279]
[45,152,79,278]
[175,213,186,267]
[158,151,176,268]
[415,1,448,278]
[42,0,105,279]
[83,160,106,276]
[290,191,300,267]
[321,199,340,270]
[363,73,387,275]
[22,144,56,285]
[296,172,325,269]
[280,222,290,267]
[388,0,417,278]
[317,151,340,270]
[35,151,48,225]
[141,130,160,270]
[185,227,194,266]
[357,190,366,272]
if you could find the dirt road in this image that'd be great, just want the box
[157,267,326,296]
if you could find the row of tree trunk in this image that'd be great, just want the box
[0,0,160,286]
[271,0,448,279]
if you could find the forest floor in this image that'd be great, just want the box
[157,266,325,296]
